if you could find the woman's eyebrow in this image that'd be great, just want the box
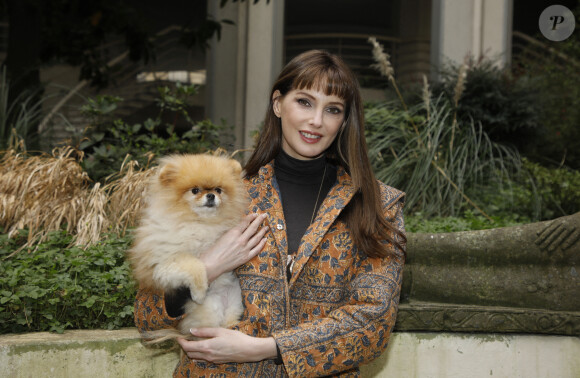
[294,91,345,106]
[294,90,315,99]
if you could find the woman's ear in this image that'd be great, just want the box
[272,90,281,118]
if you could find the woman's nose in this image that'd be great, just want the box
[309,109,323,127]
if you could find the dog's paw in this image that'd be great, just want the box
[183,262,208,304]
[189,285,207,304]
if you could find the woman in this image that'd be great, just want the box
[134,50,406,377]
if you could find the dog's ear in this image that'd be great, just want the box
[158,161,178,186]
[229,159,243,176]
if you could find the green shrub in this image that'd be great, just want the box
[0,230,136,334]
[511,9,580,169]
[365,98,523,219]
[432,58,542,153]
[517,60,580,169]
[518,159,580,220]
[78,84,226,183]
[460,158,580,222]
[366,39,525,221]
[405,210,530,233]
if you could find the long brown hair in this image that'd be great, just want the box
[244,50,405,258]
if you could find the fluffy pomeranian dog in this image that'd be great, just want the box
[128,153,247,341]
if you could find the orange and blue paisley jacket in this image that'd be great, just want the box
[134,161,406,377]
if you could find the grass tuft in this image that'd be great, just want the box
[0,147,152,253]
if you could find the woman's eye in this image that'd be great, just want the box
[192,188,200,194]
[215,188,222,194]
[327,107,343,115]
[297,98,310,107]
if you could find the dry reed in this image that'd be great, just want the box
[0,147,89,248]
[104,158,156,237]
[0,147,153,253]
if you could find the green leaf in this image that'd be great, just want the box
[93,132,105,142]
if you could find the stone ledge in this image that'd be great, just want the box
[0,328,178,377]
[1,329,579,377]
[395,301,580,335]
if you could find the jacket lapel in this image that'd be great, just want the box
[289,166,356,286]
[250,164,288,258]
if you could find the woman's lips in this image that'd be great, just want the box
[299,131,322,143]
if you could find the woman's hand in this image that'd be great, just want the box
[177,328,277,364]
[200,213,268,283]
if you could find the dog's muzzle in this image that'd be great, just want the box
[204,193,216,207]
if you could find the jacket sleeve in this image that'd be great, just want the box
[272,192,406,377]
[134,287,183,334]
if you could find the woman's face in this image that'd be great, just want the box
[272,88,345,160]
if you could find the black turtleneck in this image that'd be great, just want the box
[274,150,337,255]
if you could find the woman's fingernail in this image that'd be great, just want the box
[190,328,196,334]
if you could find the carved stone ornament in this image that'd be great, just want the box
[395,212,580,335]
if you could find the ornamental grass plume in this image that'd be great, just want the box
[453,60,468,107]
[368,36,395,83]
[368,36,415,131]
[422,74,431,121]
[450,58,468,152]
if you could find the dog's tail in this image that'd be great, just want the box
[141,329,194,345]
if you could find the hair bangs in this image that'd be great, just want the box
[292,65,353,102]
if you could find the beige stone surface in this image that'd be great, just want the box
[0,329,178,377]
[2,329,579,377]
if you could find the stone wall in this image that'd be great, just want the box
[397,212,580,336]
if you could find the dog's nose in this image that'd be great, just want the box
[205,193,216,207]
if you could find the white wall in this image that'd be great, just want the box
[431,0,513,77]
[206,0,285,152]
[365,332,580,378]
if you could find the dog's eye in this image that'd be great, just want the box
[215,188,222,194]
[191,188,200,195]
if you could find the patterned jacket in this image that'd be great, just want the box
[134,161,406,377]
